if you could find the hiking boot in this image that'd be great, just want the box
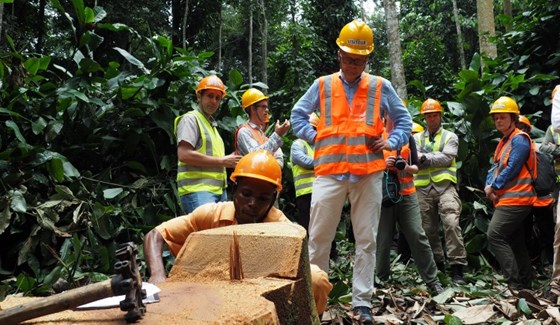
[429,281,445,295]
[451,265,466,285]
[353,306,374,325]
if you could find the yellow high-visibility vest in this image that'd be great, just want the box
[413,129,457,187]
[290,139,315,197]
[174,110,226,196]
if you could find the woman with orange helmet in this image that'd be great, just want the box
[174,75,242,214]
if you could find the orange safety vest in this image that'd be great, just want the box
[314,73,385,176]
[534,195,554,207]
[384,146,416,196]
[491,128,536,207]
[234,122,267,155]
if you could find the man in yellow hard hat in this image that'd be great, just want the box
[144,150,333,315]
[290,20,412,324]
[174,75,242,214]
[485,97,536,290]
[234,88,290,167]
[414,98,467,284]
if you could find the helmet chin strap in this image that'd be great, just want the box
[259,192,277,222]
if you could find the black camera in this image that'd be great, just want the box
[394,156,407,170]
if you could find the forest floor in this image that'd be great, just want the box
[320,258,558,324]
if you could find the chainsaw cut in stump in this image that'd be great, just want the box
[167,222,319,325]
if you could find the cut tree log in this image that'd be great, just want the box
[0,223,319,325]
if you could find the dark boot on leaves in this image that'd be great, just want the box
[451,264,466,285]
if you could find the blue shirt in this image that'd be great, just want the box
[486,133,531,190]
[290,71,412,181]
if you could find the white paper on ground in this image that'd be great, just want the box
[76,282,161,309]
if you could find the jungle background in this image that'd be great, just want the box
[1,0,559,323]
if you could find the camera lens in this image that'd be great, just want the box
[395,157,406,170]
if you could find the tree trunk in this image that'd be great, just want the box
[383,0,407,99]
[451,0,466,70]
[218,4,222,72]
[476,0,497,68]
[248,2,253,85]
[0,3,4,44]
[182,0,190,49]
[289,0,298,85]
[171,0,181,46]
[259,0,267,85]
[503,0,512,32]
[36,0,46,54]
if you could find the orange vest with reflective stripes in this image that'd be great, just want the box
[234,122,267,155]
[314,73,385,176]
[383,133,415,196]
[491,128,536,207]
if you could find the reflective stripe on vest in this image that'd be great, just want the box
[413,129,458,187]
[174,110,226,196]
[491,129,536,207]
[548,127,560,174]
[314,73,385,176]
[291,139,315,197]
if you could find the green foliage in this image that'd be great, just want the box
[444,314,463,325]
[0,0,241,296]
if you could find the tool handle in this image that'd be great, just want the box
[0,279,113,325]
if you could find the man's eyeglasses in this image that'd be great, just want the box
[254,104,269,110]
[339,54,368,66]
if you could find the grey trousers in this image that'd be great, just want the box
[487,205,533,283]
[376,192,439,286]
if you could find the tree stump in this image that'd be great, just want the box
[0,223,319,325]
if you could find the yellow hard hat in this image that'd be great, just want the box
[490,96,520,115]
[336,20,374,55]
[241,88,269,109]
[196,75,226,96]
[230,150,282,191]
[421,99,443,114]
[518,115,532,131]
[412,122,424,134]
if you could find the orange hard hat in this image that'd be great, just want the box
[230,150,282,191]
[420,99,443,114]
[196,75,226,96]
[241,88,269,109]
[518,115,532,131]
